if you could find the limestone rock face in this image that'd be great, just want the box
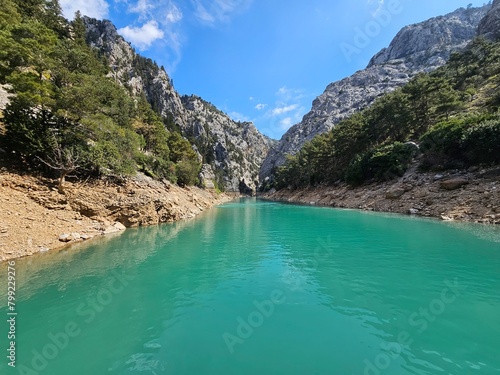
[259,4,491,181]
[367,6,488,68]
[478,0,500,40]
[83,18,275,193]
[180,95,275,192]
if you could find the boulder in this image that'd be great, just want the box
[113,222,127,231]
[103,226,120,234]
[59,234,71,242]
[386,189,405,200]
[439,178,469,191]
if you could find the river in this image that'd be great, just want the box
[1,199,500,374]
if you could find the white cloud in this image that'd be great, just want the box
[229,111,250,122]
[129,0,154,15]
[118,21,165,50]
[271,104,298,116]
[193,1,216,24]
[277,86,290,96]
[193,0,253,25]
[255,103,267,111]
[166,4,183,23]
[126,0,183,24]
[60,0,109,19]
[280,117,294,130]
[276,86,305,102]
[368,0,385,16]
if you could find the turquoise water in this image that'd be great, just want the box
[1,199,500,374]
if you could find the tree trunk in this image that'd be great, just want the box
[58,171,67,194]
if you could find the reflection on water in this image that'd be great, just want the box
[1,198,500,375]
[445,220,500,243]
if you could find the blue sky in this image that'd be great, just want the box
[60,0,491,140]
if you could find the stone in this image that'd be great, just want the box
[409,208,419,215]
[440,178,469,191]
[103,226,120,234]
[480,168,500,179]
[71,232,81,240]
[199,164,216,190]
[386,189,405,200]
[113,222,127,231]
[59,234,71,242]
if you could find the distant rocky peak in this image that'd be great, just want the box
[259,4,492,182]
[478,0,500,40]
[368,4,491,69]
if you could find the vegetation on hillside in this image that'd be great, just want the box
[0,0,201,189]
[272,38,500,190]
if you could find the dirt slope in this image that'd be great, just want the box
[0,170,232,261]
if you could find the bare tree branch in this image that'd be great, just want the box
[36,136,81,193]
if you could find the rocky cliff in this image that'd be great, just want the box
[478,0,500,40]
[180,95,275,192]
[259,4,491,181]
[84,18,274,193]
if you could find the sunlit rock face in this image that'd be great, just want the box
[84,18,275,192]
[259,4,491,182]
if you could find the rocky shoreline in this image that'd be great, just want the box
[262,165,500,225]
[0,170,233,261]
[2,164,498,262]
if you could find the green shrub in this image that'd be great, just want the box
[82,115,142,176]
[344,154,364,186]
[419,114,499,169]
[139,154,176,181]
[175,158,200,186]
[461,118,500,164]
[420,118,467,158]
[345,142,415,185]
